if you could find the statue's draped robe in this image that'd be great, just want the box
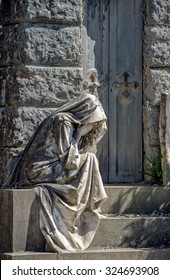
[6,94,107,252]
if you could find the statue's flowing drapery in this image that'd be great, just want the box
[6,94,107,252]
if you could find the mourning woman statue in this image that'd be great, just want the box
[5,93,107,252]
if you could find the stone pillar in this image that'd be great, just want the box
[0,0,83,186]
[159,91,170,186]
[143,1,170,166]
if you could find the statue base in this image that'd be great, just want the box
[0,189,45,253]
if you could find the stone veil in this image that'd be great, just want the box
[5,93,107,252]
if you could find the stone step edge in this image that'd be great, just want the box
[104,185,169,189]
[1,247,170,260]
[102,185,170,214]
[99,214,170,219]
[103,185,170,193]
[104,184,170,191]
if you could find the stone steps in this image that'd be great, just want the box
[1,185,170,260]
[1,247,170,260]
[102,185,170,214]
[92,214,170,248]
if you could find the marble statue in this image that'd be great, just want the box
[5,93,107,252]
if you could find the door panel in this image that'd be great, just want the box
[83,0,143,183]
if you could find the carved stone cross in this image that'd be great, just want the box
[83,69,104,90]
[83,69,104,98]
[112,72,139,98]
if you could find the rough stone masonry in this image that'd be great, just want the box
[143,0,170,167]
[0,0,170,185]
[0,0,83,185]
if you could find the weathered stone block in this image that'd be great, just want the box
[159,91,170,186]
[145,0,170,25]
[143,68,170,106]
[144,27,170,67]
[0,0,82,24]
[0,107,56,147]
[143,105,160,146]
[143,68,170,168]
[0,148,23,186]
[0,190,45,252]
[143,147,161,177]
[0,24,82,67]
[0,66,83,107]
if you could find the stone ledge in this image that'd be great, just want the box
[1,248,170,260]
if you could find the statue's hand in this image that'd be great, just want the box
[74,123,94,143]
[65,143,80,170]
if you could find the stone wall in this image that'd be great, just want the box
[0,0,83,186]
[1,0,170,185]
[143,0,170,167]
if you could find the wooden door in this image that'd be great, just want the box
[82,0,143,183]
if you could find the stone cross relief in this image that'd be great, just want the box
[83,68,104,97]
[83,70,139,100]
[112,71,139,99]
